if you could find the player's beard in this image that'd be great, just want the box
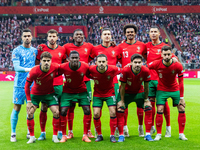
[49,40,56,45]
[24,40,31,45]
[44,64,49,70]
[134,66,141,72]
[127,35,134,40]
[164,58,171,63]
[75,37,83,43]
[99,65,105,70]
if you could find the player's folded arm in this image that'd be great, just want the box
[13,60,31,72]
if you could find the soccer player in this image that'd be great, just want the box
[10,29,37,142]
[146,26,177,136]
[117,24,147,137]
[89,54,121,143]
[58,51,92,143]
[148,46,187,141]
[63,29,94,138]
[25,52,60,144]
[117,54,153,142]
[36,29,67,140]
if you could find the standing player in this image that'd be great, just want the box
[89,54,121,143]
[59,51,92,143]
[36,29,67,140]
[117,54,153,142]
[10,29,37,142]
[148,46,187,141]
[146,26,177,136]
[25,52,60,144]
[63,29,94,138]
[117,24,147,137]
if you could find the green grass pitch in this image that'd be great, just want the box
[0,79,200,150]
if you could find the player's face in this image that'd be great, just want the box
[69,53,80,67]
[73,31,84,43]
[149,28,160,40]
[101,30,112,43]
[96,57,107,70]
[162,50,172,63]
[21,32,32,45]
[47,33,58,45]
[125,28,135,40]
[131,58,142,71]
[41,57,52,71]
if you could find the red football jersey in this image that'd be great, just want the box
[63,42,94,82]
[148,59,184,96]
[26,63,60,96]
[118,41,147,67]
[146,42,177,81]
[36,44,66,86]
[89,44,121,83]
[120,65,151,94]
[59,62,90,94]
[89,65,121,97]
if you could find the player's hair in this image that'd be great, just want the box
[69,50,80,57]
[73,29,84,36]
[101,28,111,34]
[131,54,143,62]
[150,26,160,32]
[40,51,52,60]
[97,54,107,60]
[123,24,138,34]
[22,28,32,34]
[47,29,58,36]
[161,45,172,52]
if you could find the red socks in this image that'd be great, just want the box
[93,117,102,135]
[110,116,117,135]
[144,107,152,133]
[53,117,59,135]
[83,114,91,135]
[156,112,163,134]
[137,107,144,125]
[124,108,128,126]
[40,110,47,132]
[60,115,67,136]
[116,111,124,135]
[150,101,156,127]
[27,118,35,136]
[178,111,186,134]
[68,106,75,131]
[164,101,170,126]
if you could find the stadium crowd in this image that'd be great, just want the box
[0,0,199,6]
[0,14,200,70]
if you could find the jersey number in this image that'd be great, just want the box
[123,51,129,58]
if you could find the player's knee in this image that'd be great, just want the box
[149,97,155,102]
[41,103,48,111]
[61,108,68,116]
[27,111,34,118]
[109,109,116,117]
[14,104,21,111]
[178,105,185,112]
[157,106,164,113]
[53,109,59,118]
[83,106,90,115]
[93,112,100,118]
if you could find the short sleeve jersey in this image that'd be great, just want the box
[89,65,121,97]
[120,66,151,94]
[36,44,66,86]
[148,59,184,92]
[59,62,90,94]
[12,45,37,88]
[26,63,60,95]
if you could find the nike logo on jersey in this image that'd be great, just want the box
[65,75,70,76]
[93,77,98,78]
[37,77,41,79]
[127,78,132,80]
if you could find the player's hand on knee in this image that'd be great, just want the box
[144,100,152,108]
[179,99,186,108]
[117,101,125,111]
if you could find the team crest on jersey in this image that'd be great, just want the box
[107,75,111,80]
[85,48,88,54]
[112,50,115,56]
[58,52,61,57]
[140,77,143,81]
[127,80,132,86]
[172,70,175,74]
[13,54,16,59]
[156,49,161,54]
[81,72,84,77]
[137,46,141,52]
[15,98,18,102]
[33,52,35,56]
[94,80,99,84]
[50,73,54,78]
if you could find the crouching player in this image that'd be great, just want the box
[117,54,153,142]
[25,52,60,144]
[89,54,121,143]
[148,46,187,141]
[59,51,92,143]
